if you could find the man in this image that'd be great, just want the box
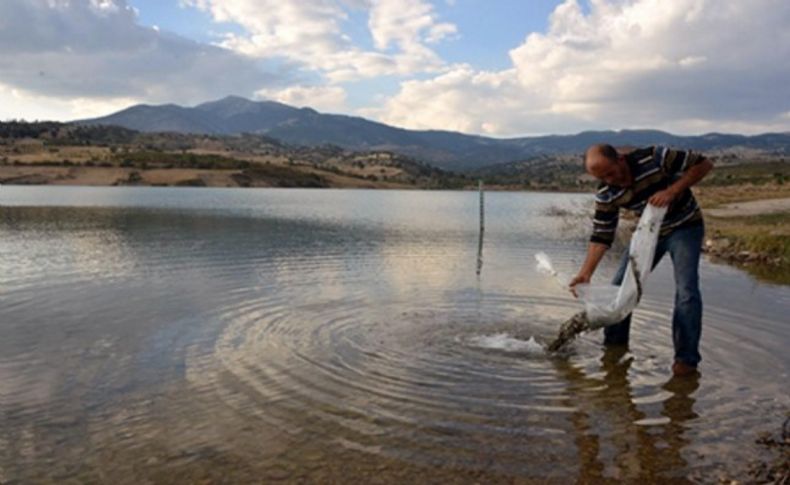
[569,144,714,377]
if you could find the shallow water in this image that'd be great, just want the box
[0,186,787,483]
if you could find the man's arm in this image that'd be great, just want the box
[650,156,714,207]
[569,242,609,296]
[571,189,620,296]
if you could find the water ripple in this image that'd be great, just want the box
[0,188,787,483]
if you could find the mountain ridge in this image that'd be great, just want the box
[77,96,790,171]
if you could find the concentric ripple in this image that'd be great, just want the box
[185,291,577,472]
[0,186,788,483]
[181,273,790,480]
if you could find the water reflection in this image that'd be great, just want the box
[0,187,787,483]
[553,346,701,482]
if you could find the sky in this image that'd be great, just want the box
[1,0,789,137]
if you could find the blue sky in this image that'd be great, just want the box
[128,0,561,71]
[129,0,241,44]
[1,0,788,136]
[125,0,564,112]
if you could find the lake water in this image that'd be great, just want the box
[0,186,788,483]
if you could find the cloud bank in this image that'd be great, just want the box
[183,0,457,82]
[371,0,790,135]
[0,0,280,119]
[1,0,787,135]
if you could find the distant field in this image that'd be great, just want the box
[0,122,472,189]
[700,159,790,187]
[1,121,789,194]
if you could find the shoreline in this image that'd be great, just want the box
[698,190,790,284]
[1,172,788,284]
[0,165,592,192]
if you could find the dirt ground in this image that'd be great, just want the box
[0,166,240,187]
[706,197,790,217]
[0,165,415,190]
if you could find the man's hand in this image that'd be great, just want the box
[568,272,591,298]
[650,158,713,208]
[571,242,608,297]
[648,187,677,207]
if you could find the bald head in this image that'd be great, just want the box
[584,143,632,187]
[584,144,619,173]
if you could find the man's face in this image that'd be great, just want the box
[588,155,631,187]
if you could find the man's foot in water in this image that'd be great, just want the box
[671,360,698,377]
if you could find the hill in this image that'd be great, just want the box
[76,96,790,171]
[0,121,468,190]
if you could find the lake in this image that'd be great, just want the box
[0,186,788,483]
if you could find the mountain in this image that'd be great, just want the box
[80,103,223,134]
[77,96,790,171]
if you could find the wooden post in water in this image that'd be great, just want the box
[476,180,484,275]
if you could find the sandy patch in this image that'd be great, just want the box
[707,198,790,217]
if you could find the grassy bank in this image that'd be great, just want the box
[696,183,790,284]
[704,212,790,283]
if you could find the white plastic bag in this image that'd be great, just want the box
[536,204,667,329]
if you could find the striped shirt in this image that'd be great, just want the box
[590,145,707,247]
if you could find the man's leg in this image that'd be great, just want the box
[603,238,669,346]
[666,224,705,367]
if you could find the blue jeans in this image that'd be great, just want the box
[603,223,704,367]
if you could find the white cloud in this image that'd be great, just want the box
[89,0,122,14]
[0,0,282,119]
[185,0,347,59]
[368,0,458,50]
[371,0,790,135]
[362,66,573,136]
[679,56,706,67]
[2,0,788,136]
[183,0,457,81]
[0,83,138,121]
[256,85,348,112]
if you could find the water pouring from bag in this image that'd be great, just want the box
[536,205,668,350]
[535,251,570,289]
